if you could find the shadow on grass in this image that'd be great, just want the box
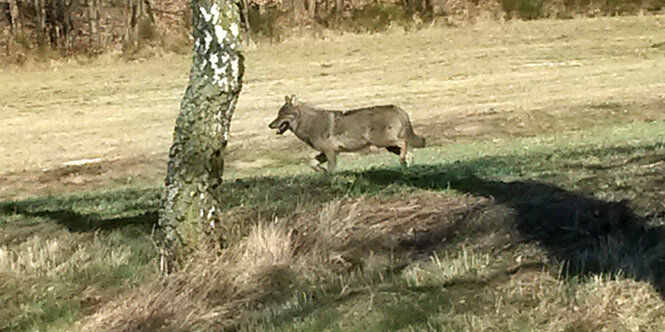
[230,142,665,329]
[0,187,160,233]
[3,207,158,232]
[1,144,664,299]
[354,164,665,298]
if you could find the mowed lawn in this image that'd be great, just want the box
[1,14,665,331]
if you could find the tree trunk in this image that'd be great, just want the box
[335,0,343,19]
[307,0,316,20]
[88,0,101,50]
[62,0,76,53]
[142,0,155,22]
[35,0,46,46]
[133,0,141,47]
[420,0,431,16]
[123,0,154,49]
[158,0,244,273]
[289,0,305,24]
[238,0,252,44]
[8,0,21,37]
[123,0,135,48]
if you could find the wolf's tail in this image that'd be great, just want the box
[408,133,426,148]
[406,122,425,148]
[399,109,425,148]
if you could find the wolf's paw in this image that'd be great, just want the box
[405,153,414,166]
[400,154,414,168]
[309,159,326,173]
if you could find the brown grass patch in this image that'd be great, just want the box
[79,192,497,330]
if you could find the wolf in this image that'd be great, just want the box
[268,95,425,173]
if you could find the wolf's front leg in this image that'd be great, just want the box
[399,140,409,167]
[309,152,327,172]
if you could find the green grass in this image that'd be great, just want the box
[2,119,664,330]
[0,187,159,331]
[0,226,156,331]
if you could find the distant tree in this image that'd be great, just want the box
[293,0,306,22]
[8,0,21,38]
[157,0,244,273]
[34,0,47,45]
[238,0,251,43]
[45,0,75,51]
[307,0,316,20]
[123,0,154,49]
[88,0,101,50]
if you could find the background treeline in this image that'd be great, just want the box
[1,0,664,61]
[1,0,181,61]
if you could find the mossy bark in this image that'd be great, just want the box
[158,0,244,273]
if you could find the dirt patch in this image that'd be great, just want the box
[229,158,277,170]
[0,156,166,200]
[420,98,665,145]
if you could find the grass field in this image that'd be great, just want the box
[1,15,665,331]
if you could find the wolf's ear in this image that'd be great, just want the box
[284,95,291,104]
[290,95,298,105]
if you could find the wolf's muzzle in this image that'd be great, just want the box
[268,119,289,135]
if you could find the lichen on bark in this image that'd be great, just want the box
[158,0,244,273]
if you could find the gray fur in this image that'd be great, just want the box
[268,95,425,173]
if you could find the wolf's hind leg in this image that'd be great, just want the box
[324,151,338,173]
[309,152,327,172]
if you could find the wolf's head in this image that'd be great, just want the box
[268,95,300,135]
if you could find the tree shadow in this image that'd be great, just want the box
[0,202,157,232]
[356,164,665,297]
[2,142,663,300]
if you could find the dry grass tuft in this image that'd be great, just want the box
[564,275,665,331]
[0,225,155,331]
[80,193,489,330]
[0,233,135,279]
